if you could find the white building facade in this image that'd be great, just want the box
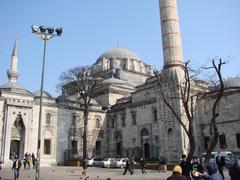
[1,0,240,166]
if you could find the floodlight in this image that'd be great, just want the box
[39,25,47,33]
[47,27,55,34]
[55,27,63,36]
[31,25,38,33]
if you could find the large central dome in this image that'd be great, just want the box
[96,48,140,63]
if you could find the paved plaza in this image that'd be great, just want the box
[0,166,231,180]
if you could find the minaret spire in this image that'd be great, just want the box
[7,39,19,83]
[159,0,184,69]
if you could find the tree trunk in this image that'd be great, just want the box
[187,127,195,163]
[82,106,89,159]
[205,126,219,164]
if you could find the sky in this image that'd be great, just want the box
[1,0,240,97]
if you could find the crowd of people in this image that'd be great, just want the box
[167,152,240,180]
[22,152,37,170]
[1,150,239,180]
[10,152,37,180]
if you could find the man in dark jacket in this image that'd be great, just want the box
[122,157,133,175]
[180,154,192,180]
[12,155,22,180]
[167,165,187,180]
[216,150,226,179]
[191,156,204,180]
[229,158,240,180]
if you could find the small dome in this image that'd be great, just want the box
[96,48,139,63]
[56,94,99,105]
[223,78,240,88]
[33,90,53,98]
[0,82,33,96]
[56,94,75,102]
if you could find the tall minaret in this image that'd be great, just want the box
[159,0,184,70]
[7,39,19,83]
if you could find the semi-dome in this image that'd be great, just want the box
[33,90,53,98]
[96,48,140,63]
[223,78,240,88]
[56,94,99,105]
[101,77,126,84]
[0,82,33,96]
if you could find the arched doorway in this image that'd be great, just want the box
[10,113,25,159]
[141,128,150,160]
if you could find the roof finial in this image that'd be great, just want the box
[117,41,120,48]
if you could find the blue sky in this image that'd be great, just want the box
[1,0,240,96]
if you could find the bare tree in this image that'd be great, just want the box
[59,66,102,159]
[154,61,198,162]
[201,59,225,164]
[154,59,225,163]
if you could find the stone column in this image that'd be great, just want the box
[159,0,183,69]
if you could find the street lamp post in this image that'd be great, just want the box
[31,25,62,180]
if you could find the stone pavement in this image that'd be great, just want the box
[0,166,231,180]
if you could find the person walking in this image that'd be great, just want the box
[167,165,187,180]
[216,150,226,179]
[159,157,164,172]
[122,157,133,175]
[140,157,146,174]
[229,157,240,180]
[81,159,89,179]
[32,153,36,169]
[12,155,22,180]
[130,156,135,174]
[0,155,2,179]
[159,156,167,172]
[180,154,192,180]
[0,156,2,170]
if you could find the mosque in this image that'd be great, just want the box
[1,0,240,166]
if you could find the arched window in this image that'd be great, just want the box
[46,113,51,126]
[167,128,173,135]
[96,118,100,128]
[141,128,149,136]
[72,115,76,126]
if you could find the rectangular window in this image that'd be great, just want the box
[132,114,136,125]
[153,109,158,122]
[44,139,51,154]
[122,116,126,127]
[111,119,114,129]
[219,134,227,149]
[95,141,101,156]
[71,140,78,155]
[204,136,209,150]
[116,142,122,155]
[236,133,240,148]
[99,130,104,138]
